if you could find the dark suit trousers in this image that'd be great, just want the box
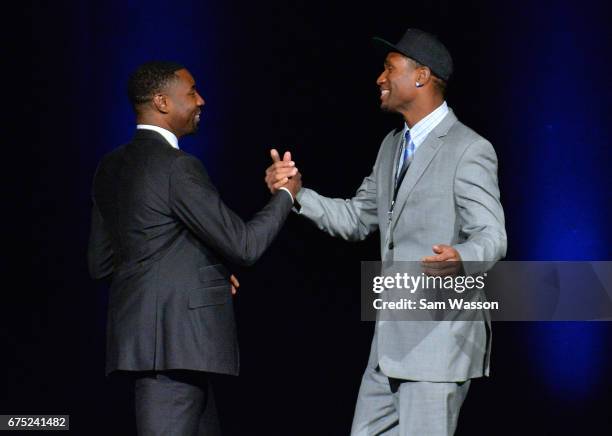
[134,370,221,436]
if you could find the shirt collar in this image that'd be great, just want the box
[136,124,179,149]
[403,101,449,149]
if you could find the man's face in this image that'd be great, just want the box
[376,52,418,113]
[165,69,205,137]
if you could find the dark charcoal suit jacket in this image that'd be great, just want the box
[88,129,292,376]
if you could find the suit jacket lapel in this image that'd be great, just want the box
[386,128,404,211]
[390,109,458,230]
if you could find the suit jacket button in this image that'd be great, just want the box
[388,242,394,250]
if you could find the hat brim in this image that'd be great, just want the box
[372,36,410,59]
[371,36,447,80]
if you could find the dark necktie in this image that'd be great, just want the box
[395,129,415,194]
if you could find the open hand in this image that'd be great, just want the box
[421,244,462,276]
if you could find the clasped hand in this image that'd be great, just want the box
[264,149,302,198]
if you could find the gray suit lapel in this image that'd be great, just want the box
[385,128,405,211]
[390,109,458,230]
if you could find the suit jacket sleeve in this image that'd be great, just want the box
[295,170,379,242]
[452,139,507,262]
[87,201,115,280]
[169,155,293,266]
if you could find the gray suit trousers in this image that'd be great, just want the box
[351,366,471,436]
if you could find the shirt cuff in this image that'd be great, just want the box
[278,187,294,204]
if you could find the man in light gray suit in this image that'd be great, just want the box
[266,29,506,435]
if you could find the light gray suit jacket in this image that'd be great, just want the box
[296,109,506,382]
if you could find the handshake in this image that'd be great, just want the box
[264,148,302,199]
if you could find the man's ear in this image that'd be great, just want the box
[152,93,170,114]
[416,66,432,87]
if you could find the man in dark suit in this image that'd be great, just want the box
[88,61,301,435]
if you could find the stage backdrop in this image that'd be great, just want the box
[22,0,612,434]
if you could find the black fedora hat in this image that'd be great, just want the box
[373,28,453,81]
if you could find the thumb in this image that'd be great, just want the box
[283,151,292,162]
[270,149,280,162]
[432,244,443,253]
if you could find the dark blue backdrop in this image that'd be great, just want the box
[23,0,612,434]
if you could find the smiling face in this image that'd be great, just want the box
[164,69,205,137]
[376,52,419,114]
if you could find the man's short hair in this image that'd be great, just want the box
[127,61,185,112]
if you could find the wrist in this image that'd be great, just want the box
[278,187,294,203]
